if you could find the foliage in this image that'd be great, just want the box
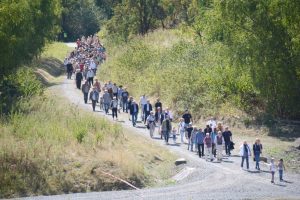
[195,0,300,119]
[61,0,102,41]
[104,0,201,41]
[0,0,61,78]
[0,67,44,114]
[100,29,257,119]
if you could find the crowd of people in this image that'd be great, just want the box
[64,36,287,184]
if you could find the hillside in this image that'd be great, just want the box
[0,43,177,198]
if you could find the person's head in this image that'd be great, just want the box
[214,127,217,132]
[279,158,283,162]
[124,87,127,91]
[271,158,274,163]
[243,141,247,145]
[206,124,210,128]
[114,83,116,85]
[166,107,169,111]
[147,100,150,104]
[210,117,214,121]
[150,111,154,115]
[193,126,197,130]
[157,107,161,111]
[157,98,160,102]
[185,109,189,114]
[217,131,222,136]
[104,89,108,93]
[95,79,98,82]
[255,138,260,144]
[225,126,229,131]
[206,133,209,137]
[132,100,136,104]
[113,96,116,99]
[180,118,184,122]
[142,94,145,97]
[199,128,202,132]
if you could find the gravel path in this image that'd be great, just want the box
[16,78,300,200]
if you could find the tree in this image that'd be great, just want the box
[197,0,300,119]
[0,0,61,78]
[61,0,102,41]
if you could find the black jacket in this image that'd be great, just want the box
[143,103,153,114]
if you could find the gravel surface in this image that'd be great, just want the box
[14,78,300,200]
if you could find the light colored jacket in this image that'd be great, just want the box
[239,144,251,157]
[103,92,111,104]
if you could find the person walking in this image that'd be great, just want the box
[240,141,251,170]
[143,100,152,124]
[86,68,95,86]
[139,94,147,121]
[223,126,233,156]
[89,87,99,112]
[161,116,172,144]
[81,81,90,104]
[93,79,101,93]
[110,96,118,120]
[75,69,83,89]
[66,61,73,79]
[178,118,186,143]
[211,127,217,158]
[182,110,192,126]
[189,126,197,152]
[270,158,276,183]
[146,111,156,138]
[277,159,286,182]
[196,128,205,158]
[130,100,139,126]
[215,131,225,161]
[155,107,164,138]
[171,127,177,144]
[203,133,213,162]
[253,138,263,170]
[121,88,129,113]
[186,123,193,150]
[154,98,162,112]
[103,90,111,114]
[112,83,118,97]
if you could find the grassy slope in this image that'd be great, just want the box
[0,42,177,198]
[100,29,300,172]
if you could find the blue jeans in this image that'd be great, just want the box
[241,156,249,169]
[254,153,260,169]
[83,93,88,103]
[104,103,110,114]
[279,169,283,180]
[163,130,170,143]
[225,141,231,155]
[122,99,128,112]
[132,112,138,126]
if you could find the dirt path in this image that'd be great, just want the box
[19,78,300,200]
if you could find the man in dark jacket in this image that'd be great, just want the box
[66,61,73,79]
[130,100,139,127]
[89,87,99,112]
[121,88,129,113]
[143,100,152,124]
[75,69,83,89]
[81,81,90,104]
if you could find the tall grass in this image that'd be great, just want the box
[0,91,175,198]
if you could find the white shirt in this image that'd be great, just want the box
[140,96,147,105]
[207,119,217,129]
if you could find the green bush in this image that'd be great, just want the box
[100,29,257,119]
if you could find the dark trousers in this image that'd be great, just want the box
[198,144,204,157]
[163,130,170,143]
[67,71,72,79]
[76,80,81,89]
[131,112,138,126]
[92,100,97,111]
[254,152,260,169]
[212,143,216,157]
[112,108,118,119]
[122,99,128,112]
[225,142,231,155]
[144,112,150,123]
[88,77,94,86]
[83,93,88,104]
[241,156,249,169]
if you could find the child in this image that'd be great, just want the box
[270,158,276,183]
[277,159,286,182]
[171,127,177,144]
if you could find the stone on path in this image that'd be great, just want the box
[175,158,187,166]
